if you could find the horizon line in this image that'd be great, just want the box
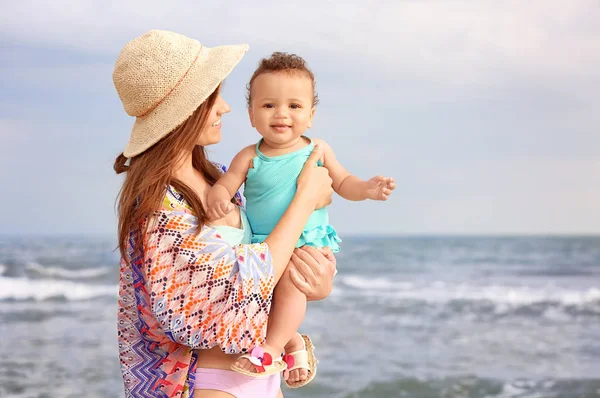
[1,232,599,239]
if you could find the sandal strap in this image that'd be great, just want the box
[286,349,310,371]
[230,354,287,377]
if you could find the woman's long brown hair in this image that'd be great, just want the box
[114,87,224,264]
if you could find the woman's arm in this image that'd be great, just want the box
[143,202,275,352]
[263,145,333,283]
[314,138,396,202]
[207,146,254,219]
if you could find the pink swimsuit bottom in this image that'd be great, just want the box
[195,368,281,398]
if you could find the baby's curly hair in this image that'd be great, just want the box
[246,52,319,108]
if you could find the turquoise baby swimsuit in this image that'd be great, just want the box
[244,137,341,253]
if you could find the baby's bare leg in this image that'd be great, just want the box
[267,262,307,353]
[284,246,332,382]
[234,259,307,373]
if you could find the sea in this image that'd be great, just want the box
[0,236,599,398]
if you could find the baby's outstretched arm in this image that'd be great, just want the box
[314,138,396,201]
[207,145,255,220]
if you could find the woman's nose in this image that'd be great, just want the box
[217,96,231,115]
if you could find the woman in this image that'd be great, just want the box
[112,30,336,398]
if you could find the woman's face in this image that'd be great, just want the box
[197,93,231,146]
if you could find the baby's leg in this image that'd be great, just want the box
[267,261,307,356]
[275,267,308,382]
[284,246,332,383]
[234,258,307,374]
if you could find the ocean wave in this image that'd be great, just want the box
[0,277,116,301]
[344,376,599,398]
[25,262,113,279]
[340,276,600,308]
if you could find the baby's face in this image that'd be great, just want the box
[248,71,315,148]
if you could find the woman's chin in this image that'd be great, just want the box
[198,130,222,146]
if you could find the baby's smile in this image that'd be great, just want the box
[271,124,291,132]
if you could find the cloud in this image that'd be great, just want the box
[3,1,598,113]
[2,0,599,85]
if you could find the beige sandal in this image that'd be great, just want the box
[285,334,318,388]
[230,346,288,378]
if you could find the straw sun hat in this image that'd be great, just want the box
[113,30,248,158]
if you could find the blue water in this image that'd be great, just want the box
[1,236,599,398]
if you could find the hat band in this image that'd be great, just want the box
[138,46,203,118]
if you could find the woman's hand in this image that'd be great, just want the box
[296,145,333,210]
[289,246,336,301]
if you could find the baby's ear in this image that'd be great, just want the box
[308,107,316,128]
[248,107,255,127]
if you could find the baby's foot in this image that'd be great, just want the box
[283,333,308,383]
[233,343,283,374]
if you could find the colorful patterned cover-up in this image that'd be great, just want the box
[118,165,275,397]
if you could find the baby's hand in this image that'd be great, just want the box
[366,176,396,201]
[207,200,235,220]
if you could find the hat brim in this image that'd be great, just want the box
[123,43,249,158]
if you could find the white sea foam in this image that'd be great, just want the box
[0,276,117,301]
[340,275,600,307]
[483,380,556,398]
[25,261,112,279]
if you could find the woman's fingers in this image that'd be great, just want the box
[291,246,336,301]
[296,246,328,276]
[289,265,311,295]
[307,145,323,167]
[319,247,337,273]
[291,251,317,285]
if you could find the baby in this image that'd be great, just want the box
[207,52,395,386]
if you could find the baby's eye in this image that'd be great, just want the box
[290,104,301,109]
[263,103,274,108]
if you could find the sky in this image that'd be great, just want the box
[1,0,599,236]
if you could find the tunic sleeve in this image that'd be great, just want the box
[142,191,275,354]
